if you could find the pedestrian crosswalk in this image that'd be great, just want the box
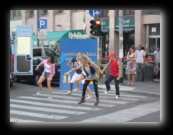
[10,90,150,122]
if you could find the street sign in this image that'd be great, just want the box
[38,19,47,29]
[89,10,101,19]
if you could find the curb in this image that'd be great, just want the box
[98,85,160,98]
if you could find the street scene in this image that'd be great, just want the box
[10,10,160,123]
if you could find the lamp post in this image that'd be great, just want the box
[37,10,39,47]
[119,10,124,81]
[119,10,123,59]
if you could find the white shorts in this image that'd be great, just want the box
[70,72,86,84]
[70,72,80,83]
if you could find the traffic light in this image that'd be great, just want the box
[90,19,103,36]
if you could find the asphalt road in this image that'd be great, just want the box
[10,81,160,123]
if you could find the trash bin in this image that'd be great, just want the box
[144,63,154,81]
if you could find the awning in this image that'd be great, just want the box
[115,28,134,32]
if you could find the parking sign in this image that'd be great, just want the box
[38,19,47,29]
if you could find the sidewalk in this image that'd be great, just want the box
[98,79,160,98]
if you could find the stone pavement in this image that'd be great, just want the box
[98,79,160,98]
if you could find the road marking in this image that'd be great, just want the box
[53,91,147,98]
[78,101,160,122]
[17,96,116,107]
[34,94,128,104]
[10,110,67,120]
[10,99,100,111]
[10,117,44,122]
[10,104,86,115]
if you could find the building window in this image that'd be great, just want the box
[99,10,109,18]
[11,10,22,20]
[149,24,160,35]
[116,10,134,16]
[56,10,63,14]
[143,10,160,15]
[43,10,48,15]
[29,10,34,17]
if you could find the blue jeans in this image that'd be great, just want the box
[105,75,120,96]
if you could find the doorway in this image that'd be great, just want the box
[148,37,160,53]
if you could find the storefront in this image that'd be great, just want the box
[33,30,85,53]
[100,16,135,57]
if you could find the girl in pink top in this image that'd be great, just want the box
[35,55,55,99]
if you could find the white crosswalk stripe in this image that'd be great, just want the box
[52,91,144,101]
[34,94,129,104]
[10,99,100,111]
[10,117,44,122]
[17,96,116,107]
[10,90,150,122]
[10,104,86,115]
[10,110,67,120]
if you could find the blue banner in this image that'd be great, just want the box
[60,39,98,90]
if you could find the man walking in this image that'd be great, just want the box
[101,52,122,98]
[135,45,145,82]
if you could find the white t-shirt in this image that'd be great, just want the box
[135,49,145,63]
[154,50,160,62]
[45,63,51,73]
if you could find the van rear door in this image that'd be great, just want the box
[14,25,33,75]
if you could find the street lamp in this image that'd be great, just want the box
[37,10,39,47]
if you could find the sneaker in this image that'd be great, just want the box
[36,91,43,95]
[115,95,119,99]
[73,88,79,92]
[104,90,109,94]
[85,95,92,100]
[66,91,72,95]
[48,96,53,99]
[94,100,99,106]
[78,99,85,104]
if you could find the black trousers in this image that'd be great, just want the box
[82,80,99,100]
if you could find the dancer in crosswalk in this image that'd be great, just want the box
[101,52,122,98]
[35,54,55,99]
[66,53,92,99]
[65,55,102,106]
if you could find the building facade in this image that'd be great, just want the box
[10,10,160,56]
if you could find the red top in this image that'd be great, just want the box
[109,59,119,76]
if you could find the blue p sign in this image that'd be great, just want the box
[38,19,47,29]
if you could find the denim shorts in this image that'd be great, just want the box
[44,72,50,78]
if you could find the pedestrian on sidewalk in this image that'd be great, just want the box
[135,45,145,82]
[154,47,160,83]
[125,47,136,86]
[65,55,102,106]
[35,54,55,99]
[66,53,92,98]
[101,52,122,98]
